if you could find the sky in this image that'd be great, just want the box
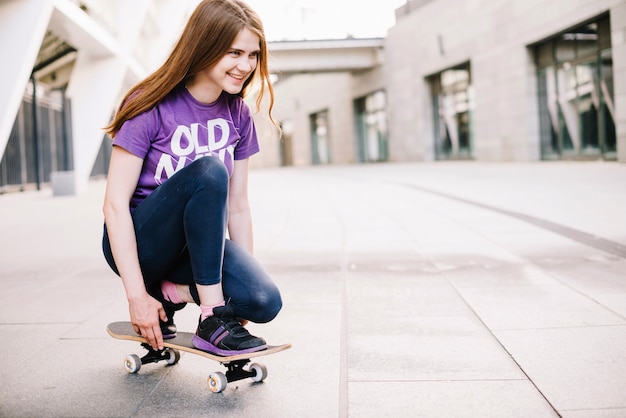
[241,0,408,41]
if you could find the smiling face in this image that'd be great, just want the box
[188,27,260,103]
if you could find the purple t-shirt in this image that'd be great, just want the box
[113,86,260,209]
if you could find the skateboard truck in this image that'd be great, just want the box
[124,343,180,373]
[225,359,267,383]
[208,359,268,393]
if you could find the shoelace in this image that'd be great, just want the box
[219,315,250,337]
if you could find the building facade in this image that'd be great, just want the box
[0,0,196,194]
[1,0,625,193]
[264,0,625,167]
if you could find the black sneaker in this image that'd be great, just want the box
[160,301,186,339]
[160,314,177,339]
[192,305,267,356]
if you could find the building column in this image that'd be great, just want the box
[64,53,127,194]
[0,0,54,159]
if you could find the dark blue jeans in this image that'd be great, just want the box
[102,157,282,323]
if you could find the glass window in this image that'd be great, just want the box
[599,50,616,154]
[537,67,559,158]
[429,63,473,160]
[354,90,389,163]
[310,111,331,165]
[534,15,615,160]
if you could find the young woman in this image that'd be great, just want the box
[102,0,282,356]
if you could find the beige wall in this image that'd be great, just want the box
[269,72,362,166]
[254,66,388,168]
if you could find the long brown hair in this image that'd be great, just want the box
[105,0,276,137]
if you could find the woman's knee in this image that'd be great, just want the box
[249,286,282,323]
[222,241,283,323]
[187,157,229,193]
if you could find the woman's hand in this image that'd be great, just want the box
[128,293,168,350]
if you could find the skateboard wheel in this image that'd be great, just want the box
[207,372,228,393]
[124,354,141,374]
[165,348,180,365]
[249,363,267,382]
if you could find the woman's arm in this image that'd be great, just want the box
[227,158,254,254]
[103,146,166,350]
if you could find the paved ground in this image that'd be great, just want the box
[1,161,625,417]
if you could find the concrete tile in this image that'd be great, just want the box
[0,266,119,324]
[561,409,626,418]
[0,324,73,381]
[0,328,161,417]
[263,269,344,305]
[61,295,131,339]
[346,272,473,321]
[446,264,625,330]
[346,257,442,276]
[248,301,340,355]
[530,254,626,293]
[495,326,626,412]
[529,255,626,318]
[347,315,524,382]
[346,272,524,381]
[596,294,626,320]
[348,380,558,417]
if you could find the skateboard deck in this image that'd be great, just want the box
[107,321,291,393]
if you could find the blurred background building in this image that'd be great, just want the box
[1,0,624,195]
[265,0,625,167]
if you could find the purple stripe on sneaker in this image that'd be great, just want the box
[210,326,226,342]
[213,330,228,346]
[192,335,268,357]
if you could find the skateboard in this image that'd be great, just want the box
[107,321,291,393]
